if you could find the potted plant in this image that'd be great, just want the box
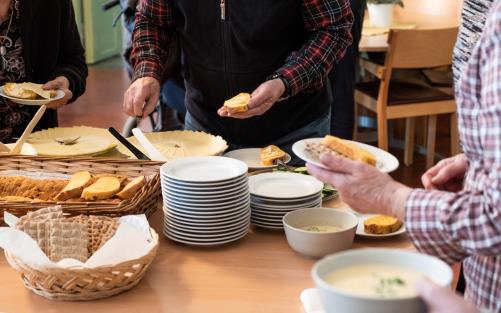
[367,0,404,28]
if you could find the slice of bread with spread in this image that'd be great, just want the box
[224,93,250,114]
[4,82,56,100]
[260,145,286,166]
[322,135,377,166]
[363,215,403,234]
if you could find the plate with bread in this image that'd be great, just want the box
[0,82,65,105]
[292,136,399,173]
[224,145,291,169]
[349,210,406,238]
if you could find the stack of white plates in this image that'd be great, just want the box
[248,172,324,230]
[160,156,250,246]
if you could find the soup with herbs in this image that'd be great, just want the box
[300,225,343,233]
[325,265,424,299]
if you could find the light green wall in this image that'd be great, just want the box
[72,0,123,64]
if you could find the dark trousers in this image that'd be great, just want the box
[329,0,366,139]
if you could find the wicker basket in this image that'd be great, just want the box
[0,156,164,224]
[5,228,159,301]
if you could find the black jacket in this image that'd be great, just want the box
[171,0,330,146]
[21,0,87,130]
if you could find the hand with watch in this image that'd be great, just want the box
[217,73,290,119]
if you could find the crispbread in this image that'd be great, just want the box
[67,215,118,256]
[47,220,88,262]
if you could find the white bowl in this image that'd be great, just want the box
[283,208,358,258]
[312,249,453,313]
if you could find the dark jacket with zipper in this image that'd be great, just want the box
[171,0,330,146]
[20,0,87,131]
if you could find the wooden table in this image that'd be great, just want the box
[0,199,413,313]
[360,11,459,52]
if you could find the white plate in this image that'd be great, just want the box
[164,197,250,211]
[165,203,249,217]
[224,148,292,170]
[163,228,249,246]
[251,219,284,228]
[251,193,321,204]
[164,206,249,222]
[160,156,248,183]
[164,193,249,207]
[292,138,400,173]
[161,172,248,187]
[165,217,250,233]
[164,226,249,242]
[4,143,37,155]
[252,224,284,231]
[248,172,323,199]
[341,208,406,238]
[0,86,65,105]
[165,211,250,227]
[162,182,248,197]
[165,192,247,204]
[251,215,284,224]
[250,200,321,210]
[165,223,250,239]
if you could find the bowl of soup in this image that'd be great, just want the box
[311,248,453,313]
[283,208,358,258]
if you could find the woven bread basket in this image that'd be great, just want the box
[4,228,159,301]
[0,155,164,224]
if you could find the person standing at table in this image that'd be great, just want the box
[329,0,366,139]
[0,0,87,143]
[306,1,501,311]
[123,0,353,155]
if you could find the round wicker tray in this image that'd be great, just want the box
[4,228,159,301]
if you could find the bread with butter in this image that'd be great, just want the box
[322,135,377,166]
[224,93,250,114]
[260,145,286,166]
[363,215,402,234]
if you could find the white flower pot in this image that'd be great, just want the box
[367,3,395,28]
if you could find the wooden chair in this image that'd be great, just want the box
[354,27,460,168]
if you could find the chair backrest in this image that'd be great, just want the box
[386,27,458,69]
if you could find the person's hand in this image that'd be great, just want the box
[218,78,285,119]
[43,76,72,109]
[123,77,161,118]
[306,153,412,220]
[422,154,468,192]
[415,279,478,313]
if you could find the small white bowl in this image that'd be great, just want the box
[282,208,358,258]
[312,248,453,313]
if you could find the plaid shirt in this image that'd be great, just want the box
[405,3,501,312]
[131,0,353,97]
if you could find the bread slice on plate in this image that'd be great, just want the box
[363,215,403,234]
[224,93,250,114]
[55,171,93,201]
[322,135,376,166]
[4,82,56,100]
[81,176,121,201]
[260,145,286,166]
[116,176,146,200]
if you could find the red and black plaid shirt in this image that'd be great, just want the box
[131,0,353,97]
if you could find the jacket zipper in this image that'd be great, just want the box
[220,0,231,97]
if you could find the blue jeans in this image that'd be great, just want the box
[185,111,331,166]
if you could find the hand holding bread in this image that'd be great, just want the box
[218,78,285,119]
[43,76,72,109]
